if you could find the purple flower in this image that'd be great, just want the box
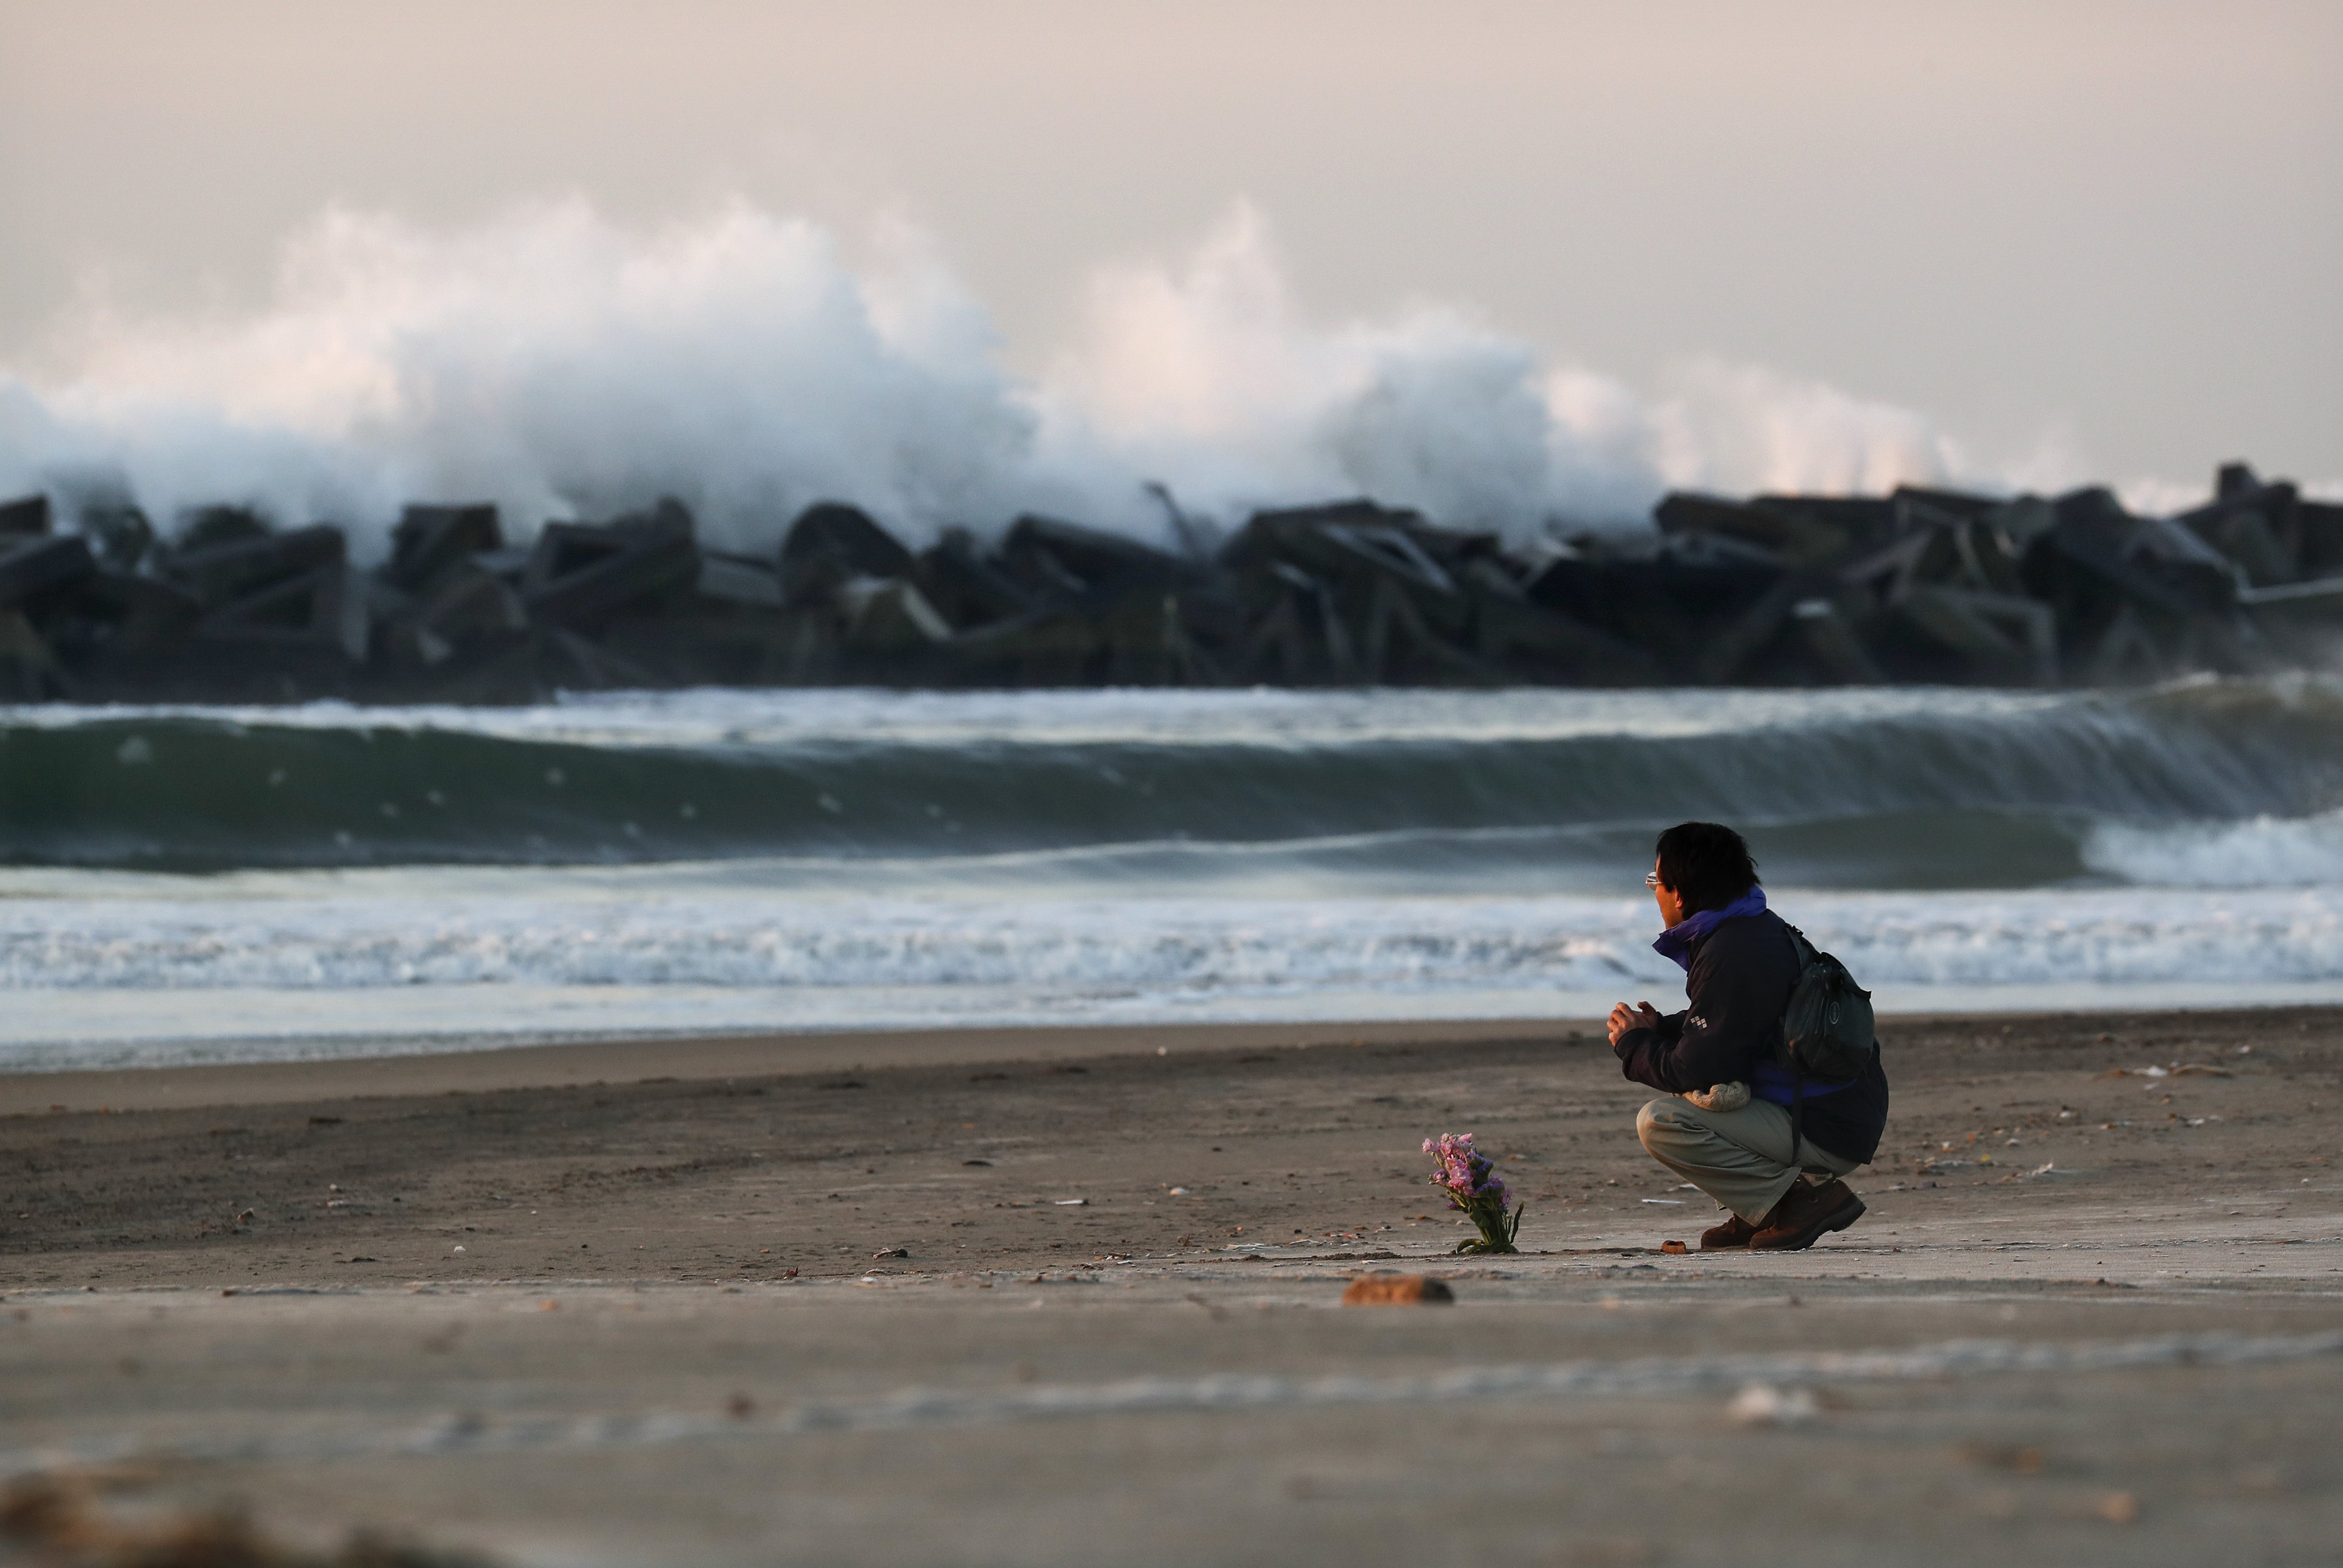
[1422,1131,1523,1254]
[1424,1132,1510,1201]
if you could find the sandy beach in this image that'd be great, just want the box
[4,1006,2339,1563]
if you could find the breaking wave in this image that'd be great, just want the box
[2082,809,2343,888]
[2,677,2339,878]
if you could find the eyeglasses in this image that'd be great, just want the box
[1644,872,1664,888]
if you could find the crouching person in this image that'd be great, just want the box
[1607,822,1889,1250]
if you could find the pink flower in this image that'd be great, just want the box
[1423,1130,1522,1254]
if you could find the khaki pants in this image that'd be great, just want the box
[1635,1095,1858,1225]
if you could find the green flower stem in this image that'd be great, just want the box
[1446,1195,1522,1254]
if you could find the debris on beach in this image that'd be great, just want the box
[1726,1382,1820,1427]
[0,1473,497,1567]
[1,460,2335,703]
[1340,1273,1455,1306]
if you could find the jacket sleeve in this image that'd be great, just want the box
[1611,1008,1687,1094]
[1613,935,1775,1094]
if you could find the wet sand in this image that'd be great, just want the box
[5,1007,2340,1564]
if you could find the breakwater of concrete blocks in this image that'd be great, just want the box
[0,463,2337,703]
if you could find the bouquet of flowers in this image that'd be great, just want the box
[1423,1132,1522,1254]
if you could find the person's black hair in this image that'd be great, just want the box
[1654,822,1759,915]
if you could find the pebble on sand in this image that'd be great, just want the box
[1727,1383,1818,1427]
[1340,1274,1454,1306]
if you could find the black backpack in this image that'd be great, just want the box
[1777,925,1878,1164]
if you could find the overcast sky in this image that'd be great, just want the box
[2,0,2337,493]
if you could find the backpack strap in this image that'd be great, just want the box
[1789,1058,1807,1172]
[1782,919,1810,1168]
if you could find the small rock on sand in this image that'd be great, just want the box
[1340,1274,1454,1306]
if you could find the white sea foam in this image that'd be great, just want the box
[2082,809,2343,888]
[0,681,2083,749]
[0,199,2000,554]
[6,869,2341,1066]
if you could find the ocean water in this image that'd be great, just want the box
[4,674,2342,1070]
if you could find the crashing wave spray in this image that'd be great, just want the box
[0,198,1988,558]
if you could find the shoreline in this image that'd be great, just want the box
[13,976,2343,1088]
[0,1015,1579,1116]
[8,997,2343,1117]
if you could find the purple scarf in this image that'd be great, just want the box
[1652,885,1767,972]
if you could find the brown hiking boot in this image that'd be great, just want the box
[1750,1179,1865,1251]
[1700,1213,1759,1250]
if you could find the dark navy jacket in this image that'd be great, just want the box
[1613,908,1889,1166]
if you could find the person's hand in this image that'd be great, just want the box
[1606,1001,1662,1045]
